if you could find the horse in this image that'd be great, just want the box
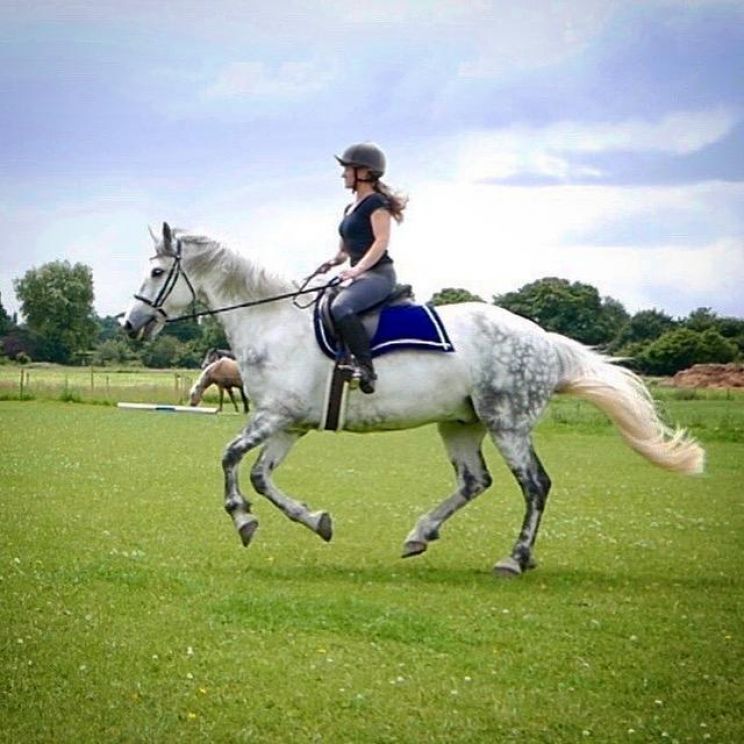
[201,347,235,370]
[189,357,250,413]
[122,223,704,577]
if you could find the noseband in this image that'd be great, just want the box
[133,239,198,320]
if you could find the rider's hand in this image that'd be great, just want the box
[315,261,333,275]
[339,266,362,282]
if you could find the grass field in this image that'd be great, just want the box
[1,382,743,742]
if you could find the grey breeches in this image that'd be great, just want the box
[330,263,397,321]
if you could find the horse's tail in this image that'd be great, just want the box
[549,333,705,474]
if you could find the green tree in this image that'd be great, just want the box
[600,297,631,343]
[716,316,744,357]
[92,338,141,366]
[14,261,98,364]
[140,335,200,368]
[199,315,229,351]
[493,277,625,345]
[637,328,738,375]
[0,291,12,336]
[683,307,718,332]
[430,287,484,305]
[161,318,202,343]
[97,315,124,342]
[609,308,677,353]
[1,328,37,361]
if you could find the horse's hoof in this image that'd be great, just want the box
[493,556,522,578]
[315,512,333,542]
[401,540,427,558]
[238,520,258,547]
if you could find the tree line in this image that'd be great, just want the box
[432,278,743,376]
[1,261,742,376]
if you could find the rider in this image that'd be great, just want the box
[315,142,408,394]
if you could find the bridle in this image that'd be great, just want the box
[131,237,340,325]
[133,238,198,321]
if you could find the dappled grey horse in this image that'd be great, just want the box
[122,224,704,576]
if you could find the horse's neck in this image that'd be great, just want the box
[182,240,306,355]
[219,298,306,356]
[195,367,212,392]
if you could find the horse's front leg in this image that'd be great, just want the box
[222,411,287,546]
[250,431,332,542]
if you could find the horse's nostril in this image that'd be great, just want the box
[122,320,139,339]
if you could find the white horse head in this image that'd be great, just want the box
[122,222,198,341]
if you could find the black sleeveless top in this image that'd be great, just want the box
[338,192,394,267]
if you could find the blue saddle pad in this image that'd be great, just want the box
[314,303,455,361]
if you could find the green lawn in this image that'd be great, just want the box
[1,399,742,742]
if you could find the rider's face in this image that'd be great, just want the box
[341,165,371,190]
[342,165,356,189]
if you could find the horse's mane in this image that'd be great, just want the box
[176,231,295,300]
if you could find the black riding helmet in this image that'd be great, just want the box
[335,142,386,178]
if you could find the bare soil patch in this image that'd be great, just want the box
[671,363,744,388]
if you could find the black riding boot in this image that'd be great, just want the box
[336,314,377,394]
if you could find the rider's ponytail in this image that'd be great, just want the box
[374,180,408,224]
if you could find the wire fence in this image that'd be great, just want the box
[0,366,199,405]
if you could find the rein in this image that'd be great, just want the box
[164,277,340,324]
[134,239,340,324]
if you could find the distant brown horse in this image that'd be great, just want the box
[201,347,235,370]
[189,357,249,413]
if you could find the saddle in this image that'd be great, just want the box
[314,284,455,361]
[314,284,455,431]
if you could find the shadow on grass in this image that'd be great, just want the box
[228,559,737,594]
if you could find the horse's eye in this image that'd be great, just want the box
[151,268,165,278]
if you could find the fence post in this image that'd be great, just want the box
[19,368,24,399]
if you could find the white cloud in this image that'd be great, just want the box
[205,60,332,100]
[393,178,744,314]
[547,109,740,155]
[450,108,740,182]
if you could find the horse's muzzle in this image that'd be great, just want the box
[121,312,162,341]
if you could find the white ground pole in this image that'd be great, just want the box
[117,402,218,414]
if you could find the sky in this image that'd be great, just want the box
[1,0,743,322]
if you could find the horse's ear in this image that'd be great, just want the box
[148,225,158,244]
[162,222,176,256]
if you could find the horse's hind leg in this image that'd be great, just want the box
[226,386,240,413]
[402,422,492,558]
[250,431,332,542]
[489,429,551,577]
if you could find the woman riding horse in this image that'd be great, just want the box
[315,143,408,394]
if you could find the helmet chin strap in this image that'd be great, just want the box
[353,167,377,189]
